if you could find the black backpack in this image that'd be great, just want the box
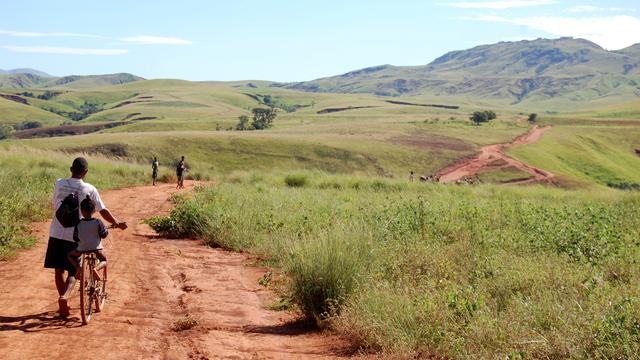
[55,182,81,228]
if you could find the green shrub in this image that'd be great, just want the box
[0,125,15,140]
[286,230,370,320]
[145,196,207,239]
[284,173,308,187]
[158,172,177,184]
[14,121,42,131]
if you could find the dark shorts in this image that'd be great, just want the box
[44,237,78,273]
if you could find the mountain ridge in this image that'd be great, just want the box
[283,37,640,105]
[0,68,52,77]
[0,72,144,89]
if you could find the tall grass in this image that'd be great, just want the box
[149,173,640,359]
[0,145,150,259]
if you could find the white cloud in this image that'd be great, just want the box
[3,46,128,55]
[568,5,636,13]
[0,30,104,38]
[568,5,598,12]
[0,30,192,46]
[471,15,640,49]
[446,1,553,9]
[120,36,192,45]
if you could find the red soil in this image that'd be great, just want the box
[436,126,554,184]
[0,182,353,359]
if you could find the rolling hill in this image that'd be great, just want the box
[0,72,143,89]
[0,73,49,88]
[0,68,52,77]
[284,37,640,109]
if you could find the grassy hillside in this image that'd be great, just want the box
[509,121,640,187]
[42,73,143,89]
[0,69,637,188]
[13,127,524,177]
[149,174,640,359]
[0,72,142,90]
[0,73,49,88]
[0,97,66,125]
[0,68,52,77]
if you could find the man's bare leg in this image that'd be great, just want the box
[62,273,76,298]
[55,269,65,296]
[57,270,76,317]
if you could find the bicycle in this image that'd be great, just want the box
[77,250,108,325]
[76,224,123,325]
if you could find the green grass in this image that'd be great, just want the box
[17,123,523,179]
[0,146,150,259]
[0,97,66,126]
[509,123,640,186]
[149,173,640,359]
[477,167,532,183]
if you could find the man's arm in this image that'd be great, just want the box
[99,208,127,230]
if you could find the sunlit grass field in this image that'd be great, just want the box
[149,172,640,359]
[509,122,640,186]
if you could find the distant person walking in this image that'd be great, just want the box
[176,156,186,189]
[151,157,159,186]
[409,171,415,182]
[44,157,127,317]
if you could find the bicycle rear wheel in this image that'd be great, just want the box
[94,265,107,312]
[79,255,95,324]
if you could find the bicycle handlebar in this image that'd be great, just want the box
[109,222,127,230]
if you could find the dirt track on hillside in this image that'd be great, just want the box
[436,126,554,184]
[0,182,350,359]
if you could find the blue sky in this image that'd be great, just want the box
[1,0,639,81]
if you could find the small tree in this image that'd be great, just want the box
[14,120,42,130]
[37,90,57,100]
[236,115,251,130]
[470,110,496,125]
[0,125,16,140]
[528,113,538,124]
[251,107,277,130]
[79,101,103,117]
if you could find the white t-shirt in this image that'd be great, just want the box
[49,178,106,242]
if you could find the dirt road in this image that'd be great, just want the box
[0,182,348,359]
[436,126,554,184]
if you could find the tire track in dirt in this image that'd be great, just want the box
[0,182,351,359]
[436,125,554,184]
